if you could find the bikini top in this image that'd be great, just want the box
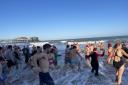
[114,49,123,58]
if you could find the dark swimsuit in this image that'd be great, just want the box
[37,57,55,85]
[113,50,125,69]
[85,55,90,59]
[113,58,124,69]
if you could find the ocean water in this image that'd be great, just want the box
[7,41,128,85]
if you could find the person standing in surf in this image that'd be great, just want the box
[30,44,55,85]
[22,46,30,64]
[65,45,71,66]
[0,57,7,85]
[113,43,128,85]
[69,45,82,71]
[107,43,114,64]
[90,47,105,76]
[85,45,91,68]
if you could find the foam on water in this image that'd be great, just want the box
[8,43,128,85]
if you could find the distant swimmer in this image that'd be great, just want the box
[113,43,128,85]
[30,44,55,85]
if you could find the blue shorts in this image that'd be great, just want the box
[0,73,7,81]
[39,72,54,85]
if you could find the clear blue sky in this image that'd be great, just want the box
[0,0,128,40]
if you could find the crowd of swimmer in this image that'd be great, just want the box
[0,41,128,85]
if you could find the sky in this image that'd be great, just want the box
[0,0,128,40]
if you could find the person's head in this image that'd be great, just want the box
[114,42,122,49]
[0,57,5,64]
[43,44,52,53]
[0,47,3,52]
[66,45,70,48]
[93,48,97,51]
[37,46,42,53]
[7,45,12,50]
[50,48,55,53]
[71,45,74,48]
[72,45,77,49]
[108,43,112,48]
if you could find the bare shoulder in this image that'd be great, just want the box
[37,53,49,60]
[108,47,113,52]
[37,53,45,58]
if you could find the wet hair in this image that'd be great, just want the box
[37,46,42,53]
[66,45,70,48]
[113,42,121,49]
[7,45,12,49]
[108,43,112,48]
[0,57,5,62]
[72,45,77,49]
[37,46,41,49]
[0,47,3,50]
[50,48,55,53]
[93,48,97,51]
[43,44,51,50]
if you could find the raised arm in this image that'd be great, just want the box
[97,49,105,57]
[76,51,83,60]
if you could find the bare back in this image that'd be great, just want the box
[69,49,78,59]
[38,53,49,73]
[114,49,125,62]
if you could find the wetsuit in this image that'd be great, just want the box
[90,51,104,76]
[85,55,90,59]
[22,48,30,63]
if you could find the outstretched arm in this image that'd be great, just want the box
[77,51,83,60]
[97,49,105,57]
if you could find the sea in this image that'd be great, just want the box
[1,36,128,85]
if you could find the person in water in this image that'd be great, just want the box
[113,43,128,85]
[69,45,82,71]
[85,45,91,68]
[30,44,55,85]
[65,45,71,66]
[0,57,6,85]
[107,43,114,64]
[48,48,55,69]
[90,47,105,76]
